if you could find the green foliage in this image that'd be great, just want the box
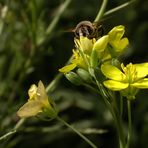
[0,0,148,148]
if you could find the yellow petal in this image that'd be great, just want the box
[93,35,109,52]
[109,37,129,53]
[109,25,125,41]
[103,80,129,91]
[72,53,88,70]
[28,84,37,100]
[134,63,148,79]
[17,100,42,118]
[118,38,129,50]
[97,47,111,61]
[101,64,125,81]
[59,64,76,73]
[131,78,148,88]
[75,36,94,54]
[36,81,51,108]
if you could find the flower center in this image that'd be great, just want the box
[122,63,137,83]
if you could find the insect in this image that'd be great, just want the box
[72,21,104,39]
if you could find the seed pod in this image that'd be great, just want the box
[65,72,83,85]
[77,68,92,83]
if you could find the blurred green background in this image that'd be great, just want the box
[0,0,148,147]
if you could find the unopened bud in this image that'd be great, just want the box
[93,35,109,52]
[77,68,92,83]
[90,50,98,68]
[65,72,83,85]
[108,25,125,41]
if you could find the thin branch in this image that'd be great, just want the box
[94,0,108,22]
[104,0,136,17]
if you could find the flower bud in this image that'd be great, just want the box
[108,25,129,53]
[90,50,98,68]
[77,68,92,83]
[65,72,83,85]
[93,35,109,52]
[108,25,125,41]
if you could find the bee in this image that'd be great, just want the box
[72,21,104,39]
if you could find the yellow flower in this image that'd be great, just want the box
[108,25,129,54]
[101,63,148,99]
[17,81,57,118]
[74,36,95,54]
[59,50,87,73]
[72,50,88,68]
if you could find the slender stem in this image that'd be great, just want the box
[126,100,132,148]
[114,108,126,148]
[110,92,126,148]
[104,0,135,17]
[93,75,115,118]
[93,75,126,148]
[94,0,108,22]
[56,116,97,148]
[14,118,25,130]
[46,0,71,36]
[83,83,101,95]
[0,130,16,141]
[120,95,123,117]
[0,118,25,141]
[46,73,63,93]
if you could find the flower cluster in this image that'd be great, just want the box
[59,25,148,99]
[59,25,129,73]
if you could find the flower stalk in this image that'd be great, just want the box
[94,0,108,22]
[126,100,132,148]
[56,116,97,148]
[94,76,126,148]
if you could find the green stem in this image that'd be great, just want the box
[0,130,16,141]
[56,116,97,148]
[93,75,126,148]
[109,92,126,148]
[114,108,126,148]
[126,100,132,148]
[0,118,25,141]
[104,0,135,17]
[93,75,115,118]
[30,0,37,52]
[46,0,71,36]
[120,95,123,117]
[46,73,63,93]
[94,0,108,22]
[83,83,101,95]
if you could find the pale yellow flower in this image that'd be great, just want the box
[17,81,57,118]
